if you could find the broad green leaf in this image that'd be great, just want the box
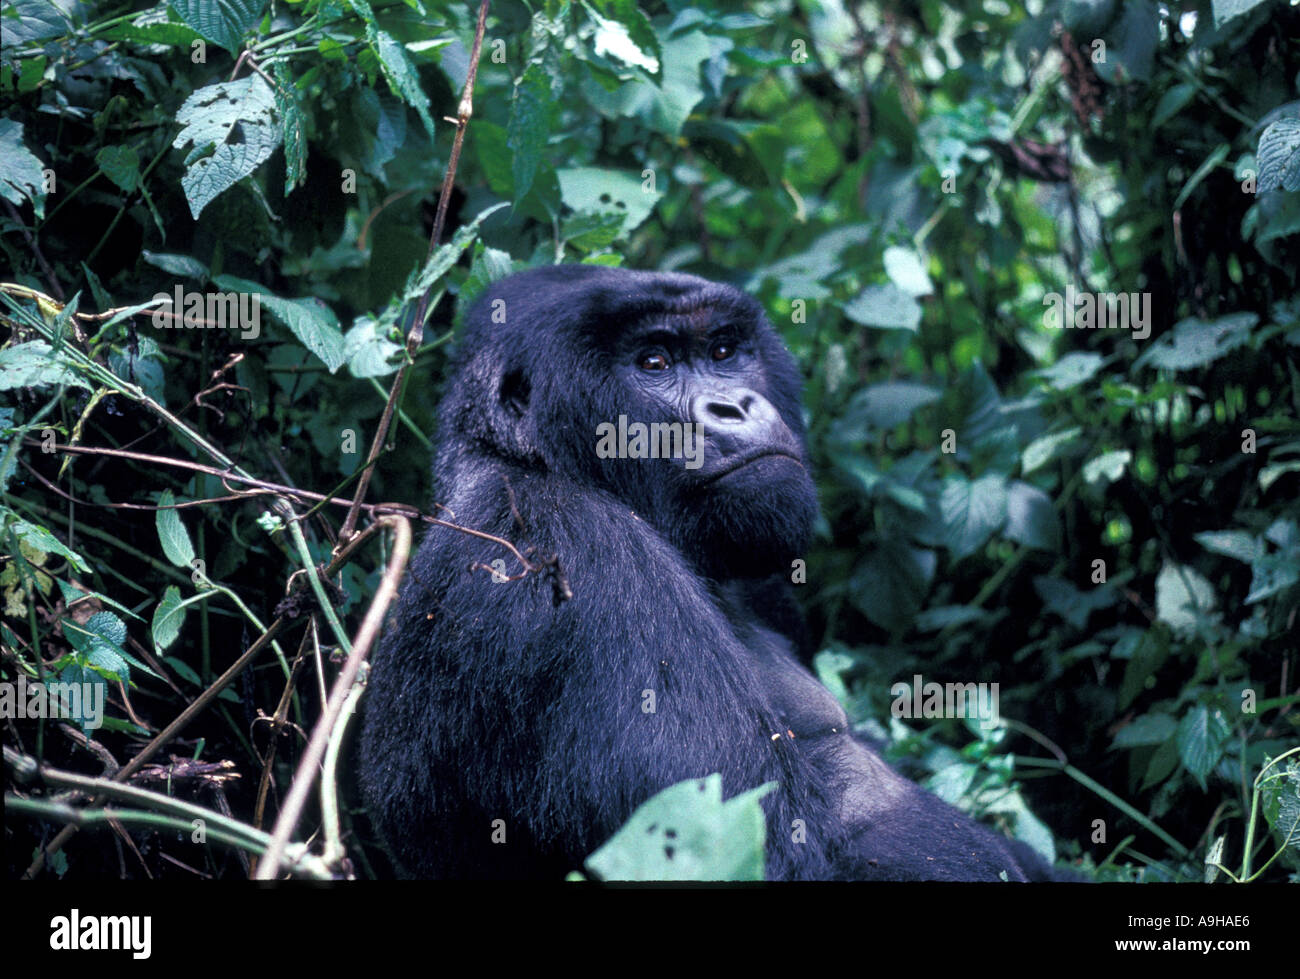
[404,202,510,302]
[1176,705,1230,789]
[1112,713,1177,748]
[843,284,922,332]
[216,275,347,372]
[842,382,941,430]
[1022,427,1083,474]
[170,0,265,54]
[1004,481,1060,551]
[347,0,435,138]
[0,341,90,391]
[849,541,936,633]
[1195,530,1263,564]
[156,489,196,568]
[1082,449,1131,486]
[172,76,282,219]
[1256,118,1300,193]
[1212,0,1272,29]
[1033,352,1104,390]
[940,474,1008,559]
[508,64,553,204]
[1154,562,1217,635]
[582,28,711,136]
[0,120,46,212]
[343,317,404,379]
[584,775,771,881]
[95,145,139,193]
[557,168,660,238]
[6,515,89,572]
[883,246,933,297]
[1134,313,1256,371]
[151,585,187,652]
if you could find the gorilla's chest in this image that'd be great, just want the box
[743,622,849,740]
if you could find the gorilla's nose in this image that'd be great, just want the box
[690,389,792,455]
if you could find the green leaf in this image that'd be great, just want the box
[1258,757,1300,856]
[95,145,139,193]
[169,0,265,54]
[5,515,89,572]
[1004,481,1060,551]
[582,28,711,136]
[1173,143,1230,211]
[682,119,772,188]
[508,64,553,204]
[939,474,1008,560]
[583,775,771,881]
[1082,449,1131,486]
[1195,530,1263,564]
[172,76,282,219]
[1022,427,1083,474]
[843,284,922,332]
[589,3,660,73]
[1256,118,1300,193]
[848,541,936,633]
[1176,705,1230,789]
[1033,576,1118,630]
[1154,562,1218,636]
[216,275,347,372]
[65,611,131,685]
[883,246,933,297]
[0,120,46,211]
[1151,83,1196,129]
[403,202,510,303]
[1112,713,1177,748]
[274,63,306,194]
[347,0,435,139]
[557,168,660,239]
[141,250,209,282]
[1033,352,1104,390]
[1134,313,1256,371]
[0,341,90,391]
[156,490,196,568]
[151,585,187,653]
[343,317,404,378]
[1212,0,1272,29]
[841,382,941,430]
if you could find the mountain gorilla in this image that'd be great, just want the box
[359,264,1064,881]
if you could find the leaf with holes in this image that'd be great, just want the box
[583,774,772,881]
[172,76,281,219]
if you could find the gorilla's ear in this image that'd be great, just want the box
[500,367,531,417]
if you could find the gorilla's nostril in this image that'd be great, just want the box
[707,400,745,422]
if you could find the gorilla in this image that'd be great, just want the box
[358,264,1066,881]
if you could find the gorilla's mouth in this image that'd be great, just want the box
[699,449,803,484]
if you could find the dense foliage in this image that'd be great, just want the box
[1,0,1297,881]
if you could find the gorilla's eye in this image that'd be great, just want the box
[639,352,671,372]
[710,341,735,362]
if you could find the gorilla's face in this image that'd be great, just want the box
[449,266,818,580]
[593,306,818,579]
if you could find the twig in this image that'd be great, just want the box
[255,514,412,878]
[337,0,492,546]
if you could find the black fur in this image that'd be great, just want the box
[359,265,1066,881]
